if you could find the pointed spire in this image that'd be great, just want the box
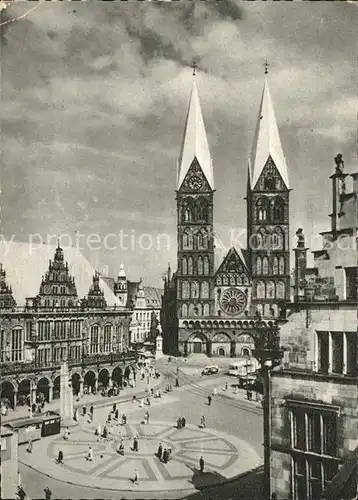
[249,73,289,190]
[177,71,214,190]
[118,262,126,278]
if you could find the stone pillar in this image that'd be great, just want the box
[79,378,84,397]
[230,340,236,357]
[31,385,37,405]
[184,341,188,357]
[48,384,53,403]
[13,390,17,409]
[94,377,98,392]
[108,376,113,389]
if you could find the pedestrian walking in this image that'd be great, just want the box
[63,427,69,440]
[102,426,108,438]
[208,395,212,406]
[199,456,204,472]
[27,438,33,453]
[95,424,101,436]
[200,415,206,428]
[167,447,172,461]
[133,468,139,485]
[74,408,79,421]
[162,448,168,464]
[57,450,64,464]
[112,403,117,413]
[86,446,93,461]
[145,410,150,424]
[44,486,52,500]
[117,440,124,455]
[82,405,86,416]
[181,416,186,427]
[115,408,119,420]
[133,437,139,452]
[157,442,163,460]
[90,404,94,416]
[177,417,182,429]
[225,382,228,391]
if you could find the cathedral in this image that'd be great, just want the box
[162,70,291,357]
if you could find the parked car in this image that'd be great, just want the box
[201,365,219,375]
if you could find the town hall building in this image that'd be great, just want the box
[162,69,291,357]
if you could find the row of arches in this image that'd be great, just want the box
[250,227,285,251]
[181,256,210,276]
[255,196,285,222]
[181,197,209,223]
[216,274,249,286]
[256,280,286,299]
[181,280,210,300]
[256,303,279,317]
[0,365,136,408]
[181,303,211,317]
[182,319,276,330]
[182,230,209,251]
[256,256,285,276]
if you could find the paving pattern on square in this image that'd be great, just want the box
[20,421,261,492]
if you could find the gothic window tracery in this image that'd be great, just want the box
[201,281,209,299]
[256,257,262,275]
[262,257,269,275]
[182,258,187,275]
[223,276,228,285]
[271,228,284,250]
[230,276,235,285]
[182,304,188,317]
[191,281,199,299]
[202,231,208,250]
[279,257,285,275]
[276,281,285,299]
[203,257,209,275]
[196,232,203,249]
[188,257,193,275]
[197,256,203,275]
[256,281,265,299]
[203,304,210,316]
[266,281,275,299]
[256,197,269,221]
[188,303,195,317]
[182,281,190,299]
[272,257,279,275]
[217,277,222,286]
[196,304,202,316]
[272,197,284,221]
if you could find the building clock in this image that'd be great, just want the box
[188,175,202,190]
[220,288,247,315]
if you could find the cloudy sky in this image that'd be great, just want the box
[1,1,356,287]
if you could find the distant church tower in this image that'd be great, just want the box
[247,70,291,317]
[176,71,215,321]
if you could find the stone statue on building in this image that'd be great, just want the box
[296,228,305,248]
[334,153,344,173]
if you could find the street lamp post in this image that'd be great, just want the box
[252,321,284,500]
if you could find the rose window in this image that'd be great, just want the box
[220,288,247,315]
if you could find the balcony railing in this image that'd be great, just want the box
[0,351,137,376]
[0,305,129,314]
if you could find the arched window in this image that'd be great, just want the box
[272,197,284,221]
[223,276,228,285]
[276,281,285,299]
[183,202,193,223]
[196,304,202,316]
[256,257,262,275]
[196,232,203,249]
[197,256,203,275]
[182,281,190,299]
[256,197,269,221]
[191,281,199,299]
[203,257,209,275]
[182,232,189,249]
[217,277,222,286]
[262,257,269,275]
[104,324,112,352]
[60,286,66,294]
[188,303,195,317]
[188,257,193,275]
[202,231,208,249]
[230,276,235,285]
[182,304,188,317]
[182,258,187,275]
[266,281,275,299]
[272,257,279,275]
[257,281,265,298]
[279,257,285,275]
[90,325,99,354]
[203,304,210,316]
[256,303,264,316]
[201,281,209,299]
[187,232,193,249]
[271,228,284,250]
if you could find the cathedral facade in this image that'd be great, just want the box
[162,73,290,357]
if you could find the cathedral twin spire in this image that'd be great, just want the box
[177,77,214,191]
[249,76,290,190]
